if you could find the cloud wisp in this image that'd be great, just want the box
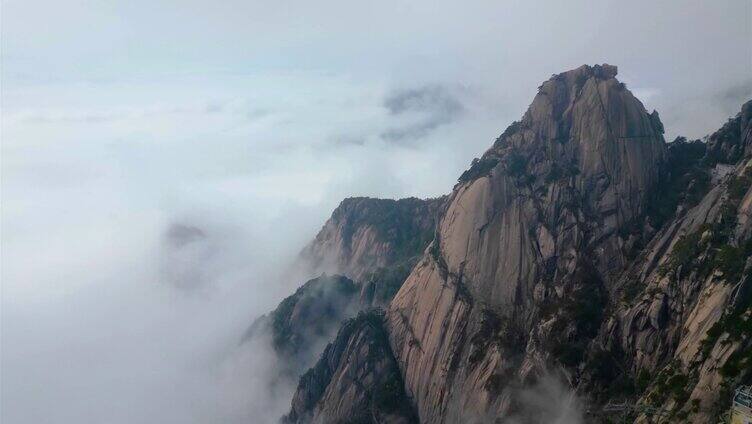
[2,1,750,423]
[381,84,466,142]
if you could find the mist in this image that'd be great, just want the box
[2,1,750,423]
[0,74,501,423]
[506,374,585,424]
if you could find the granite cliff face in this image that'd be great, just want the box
[386,64,668,421]
[243,197,443,415]
[244,275,361,377]
[301,196,444,282]
[270,65,751,423]
[601,101,752,423]
[284,311,417,424]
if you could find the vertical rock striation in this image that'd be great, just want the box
[301,196,445,282]
[602,100,752,423]
[284,311,418,424]
[276,66,751,423]
[385,64,669,422]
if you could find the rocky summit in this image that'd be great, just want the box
[250,64,752,423]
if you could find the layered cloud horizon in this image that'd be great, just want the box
[2,0,750,423]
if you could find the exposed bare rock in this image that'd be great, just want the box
[244,197,444,421]
[301,196,445,281]
[386,64,668,422]
[244,275,361,377]
[705,100,752,165]
[284,310,418,424]
[604,119,752,422]
[275,68,751,423]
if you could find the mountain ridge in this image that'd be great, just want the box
[259,64,751,423]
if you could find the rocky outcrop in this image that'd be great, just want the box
[243,197,443,422]
[599,100,752,423]
[284,310,418,424]
[244,275,361,377]
[705,100,752,165]
[301,197,445,281]
[245,196,443,383]
[386,64,668,422]
[273,66,751,423]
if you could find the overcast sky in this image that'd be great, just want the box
[2,1,751,423]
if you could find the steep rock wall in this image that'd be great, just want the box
[301,197,445,282]
[386,64,668,422]
[284,311,418,424]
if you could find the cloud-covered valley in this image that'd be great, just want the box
[2,1,749,423]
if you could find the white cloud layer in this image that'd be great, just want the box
[1,1,750,423]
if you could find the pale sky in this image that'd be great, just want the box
[2,1,751,423]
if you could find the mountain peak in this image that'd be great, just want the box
[532,63,620,105]
[301,196,444,280]
[566,63,618,80]
[384,64,670,421]
[277,69,752,424]
[462,64,666,240]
